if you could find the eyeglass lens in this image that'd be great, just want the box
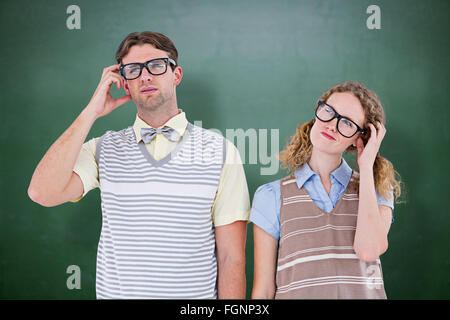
[316,103,359,137]
[122,58,168,79]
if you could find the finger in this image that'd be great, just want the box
[114,77,121,90]
[101,64,121,80]
[378,122,386,141]
[368,123,377,143]
[115,75,128,90]
[376,121,386,143]
[105,74,123,88]
[120,77,127,90]
[375,121,381,132]
[98,75,121,94]
[373,122,381,141]
[103,64,120,72]
[112,94,132,110]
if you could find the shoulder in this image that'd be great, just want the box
[189,124,227,165]
[101,126,134,139]
[254,173,301,200]
[280,174,298,187]
[191,123,226,142]
[95,127,134,161]
[252,180,282,213]
[82,137,100,154]
[254,180,281,198]
[189,124,226,150]
[98,126,135,145]
[250,180,282,240]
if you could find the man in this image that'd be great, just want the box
[28,31,250,299]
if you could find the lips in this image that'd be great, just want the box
[321,131,336,141]
[140,86,158,95]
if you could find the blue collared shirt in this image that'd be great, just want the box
[249,159,394,240]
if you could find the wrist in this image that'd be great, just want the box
[81,105,100,124]
[358,165,374,175]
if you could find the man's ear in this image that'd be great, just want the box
[123,79,130,95]
[173,66,183,86]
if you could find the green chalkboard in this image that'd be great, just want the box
[1,0,449,299]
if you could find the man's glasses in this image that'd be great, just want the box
[119,57,177,80]
[315,101,365,138]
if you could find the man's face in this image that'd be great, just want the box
[121,44,182,112]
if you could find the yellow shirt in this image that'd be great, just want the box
[72,110,250,226]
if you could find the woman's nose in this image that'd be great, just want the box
[325,118,338,132]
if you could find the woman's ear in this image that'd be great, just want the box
[351,135,359,148]
[346,140,357,152]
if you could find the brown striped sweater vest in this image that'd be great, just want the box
[275,173,387,299]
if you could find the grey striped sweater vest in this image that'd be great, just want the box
[94,123,226,299]
[275,173,387,299]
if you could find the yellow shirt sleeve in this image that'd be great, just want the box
[71,137,99,202]
[212,140,251,226]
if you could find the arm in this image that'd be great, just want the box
[215,220,247,299]
[212,141,250,299]
[251,224,278,299]
[353,122,392,262]
[28,64,131,207]
[354,169,392,262]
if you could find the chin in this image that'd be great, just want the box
[314,144,342,156]
[311,134,345,156]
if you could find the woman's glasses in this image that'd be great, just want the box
[315,101,365,138]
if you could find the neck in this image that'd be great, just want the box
[308,148,342,181]
[137,103,179,128]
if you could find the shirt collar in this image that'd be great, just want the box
[294,158,353,189]
[133,109,188,143]
[294,162,316,189]
[331,158,353,188]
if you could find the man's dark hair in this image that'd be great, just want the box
[115,31,178,70]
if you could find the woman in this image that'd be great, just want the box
[250,81,402,299]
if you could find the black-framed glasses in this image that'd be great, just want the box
[315,101,365,138]
[119,57,177,80]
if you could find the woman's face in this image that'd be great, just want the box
[310,92,366,155]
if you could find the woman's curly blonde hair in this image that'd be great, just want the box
[279,81,402,202]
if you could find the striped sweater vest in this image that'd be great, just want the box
[94,123,226,299]
[275,173,387,299]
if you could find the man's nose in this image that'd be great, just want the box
[140,66,154,82]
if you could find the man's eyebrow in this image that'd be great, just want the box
[122,58,167,65]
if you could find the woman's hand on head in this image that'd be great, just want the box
[356,121,386,171]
